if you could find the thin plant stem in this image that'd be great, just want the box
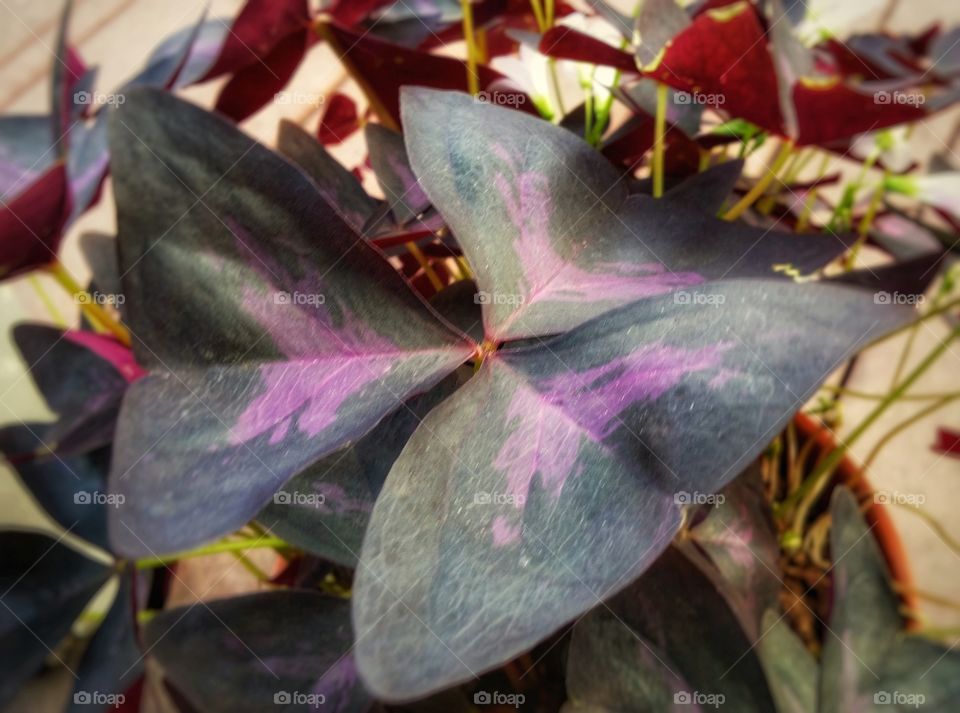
[406,241,444,291]
[652,83,669,198]
[844,170,888,269]
[230,550,274,582]
[529,0,546,32]
[723,140,795,220]
[783,326,960,526]
[47,262,132,346]
[821,385,960,401]
[136,537,290,570]
[460,0,480,96]
[860,395,959,472]
[27,274,66,326]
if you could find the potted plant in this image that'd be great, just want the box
[1,1,958,711]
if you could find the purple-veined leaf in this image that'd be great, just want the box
[106,89,473,557]
[145,591,371,713]
[755,609,819,713]
[564,548,777,712]
[0,116,55,200]
[354,357,682,700]
[0,531,111,708]
[680,465,782,641]
[366,123,431,228]
[65,109,110,224]
[354,278,914,699]
[258,371,464,566]
[277,119,380,235]
[171,20,232,88]
[429,279,484,343]
[13,324,140,456]
[401,88,854,341]
[0,425,111,550]
[125,7,209,89]
[68,570,142,713]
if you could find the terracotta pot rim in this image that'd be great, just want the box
[792,412,919,626]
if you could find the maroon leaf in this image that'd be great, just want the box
[213,29,310,122]
[933,427,960,458]
[199,0,309,81]
[317,93,360,145]
[0,163,68,279]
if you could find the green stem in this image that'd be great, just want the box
[652,83,668,198]
[861,395,959,472]
[460,0,479,96]
[783,326,959,522]
[136,537,289,570]
[723,140,795,220]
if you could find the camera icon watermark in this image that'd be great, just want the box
[274,691,326,707]
[75,291,125,306]
[475,91,527,108]
[674,491,725,507]
[74,490,125,508]
[274,91,325,107]
[873,90,925,106]
[674,91,726,106]
[874,290,924,305]
[674,290,725,307]
[474,690,525,708]
[674,690,725,708]
[474,491,526,506]
[874,690,925,707]
[274,291,326,307]
[73,691,125,708]
[74,91,125,107]
[874,490,925,507]
[474,291,525,306]
[273,490,326,507]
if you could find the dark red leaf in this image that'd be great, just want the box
[327,0,394,27]
[200,0,309,81]
[793,79,925,146]
[319,21,532,128]
[0,163,68,279]
[933,428,960,458]
[213,29,309,122]
[539,26,638,73]
[317,93,360,145]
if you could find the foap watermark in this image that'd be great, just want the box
[274,291,326,307]
[674,691,725,708]
[274,91,325,107]
[475,91,527,108]
[74,491,125,508]
[74,90,125,107]
[73,691,125,708]
[674,491,725,507]
[874,490,926,507]
[474,691,525,708]
[475,291,525,306]
[874,690,925,708]
[475,491,526,506]
[274,691,325,707]
[874,290,924,305]
[675,90,726,106]
[75,291,125,306]
[273,490,326,507]
[874,90,925,107]
[674,290,725,307]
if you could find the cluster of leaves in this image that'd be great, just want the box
[1,1,958,712]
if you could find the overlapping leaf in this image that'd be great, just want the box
[354,278,914,699]
[145,591,371,713]
[13,325,140,456]
[402,89,853,340]
[0,532,111,708]
[106,89,473,557]
[0,425,111,550]
[564,547,777,713]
